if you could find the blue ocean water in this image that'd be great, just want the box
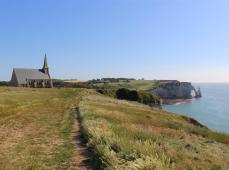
[163,83,229,134]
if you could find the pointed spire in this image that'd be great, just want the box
[43,54,48,69]
[42,54,50,76]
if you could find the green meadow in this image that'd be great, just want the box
[92,80,157,91]
[0,87,229,169]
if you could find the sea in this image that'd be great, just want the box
[163,83,229,134]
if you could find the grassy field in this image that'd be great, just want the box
[79,94,229,170]
[64,80,88,83]
[0,87,88,170]
[94,80,157,91]
[118,80,156,91]
[1,87,229,170]
[94,80,179,92]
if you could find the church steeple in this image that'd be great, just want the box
[42,54,50,76]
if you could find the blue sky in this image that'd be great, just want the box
[0,0,229,82]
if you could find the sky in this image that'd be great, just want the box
[0,0,229,82]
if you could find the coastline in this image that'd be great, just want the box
[162,98,192,105]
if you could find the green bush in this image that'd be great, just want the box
[97,89,116,98]
[138,91,161,105]
[116,88,161,106]
[0,81,9,86]
[116,88,140,101]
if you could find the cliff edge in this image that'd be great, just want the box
[152,80,201,103]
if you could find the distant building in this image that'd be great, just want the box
[10,55,53,88]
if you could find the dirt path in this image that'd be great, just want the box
[71,108,96,170]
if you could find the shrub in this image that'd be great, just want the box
[116,88,130,100]
[116,88,161,107]
[0,81,9,86]
[116,88,141,101]
[97,89,116,98]
[97,88,161,107]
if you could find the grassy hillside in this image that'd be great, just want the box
[123,80,157,91]
[79,94,229,170]
[0,87,88,170]
[94,80,156,91]
[1,87,229,169]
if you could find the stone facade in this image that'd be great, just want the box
[10,55,53,88]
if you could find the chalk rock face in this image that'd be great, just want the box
[152,81,195,99]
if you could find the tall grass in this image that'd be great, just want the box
[79,94,229,170]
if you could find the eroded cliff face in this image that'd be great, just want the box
[152,81,195,99]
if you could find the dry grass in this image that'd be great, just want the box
[64,80,88,83]
[79,94,229,170]
[1,87,229,170]
[0,87,88,170]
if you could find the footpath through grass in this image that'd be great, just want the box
[79,94,229,170]
[0,87,88,170]
[1,87,229,170]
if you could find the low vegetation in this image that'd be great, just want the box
[92,79,157,91]
[97,88,161,107]
[0,81,9,86]
[116,88,161,105]
[79,94,229,170]
[1,86,229,169]
[0,87,88,169]
[53,78,158,91]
